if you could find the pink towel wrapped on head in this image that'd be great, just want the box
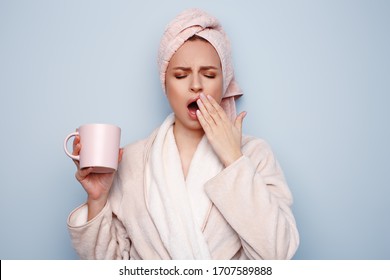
[157,8,243,121]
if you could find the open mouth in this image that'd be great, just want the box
[188,101,199,112]
[187,100,199,120]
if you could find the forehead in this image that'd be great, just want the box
[168,39,221,68]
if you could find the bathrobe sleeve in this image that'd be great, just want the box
[204,136,299,260]
[67,174,131,260]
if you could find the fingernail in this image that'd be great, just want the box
[200,93,206,99]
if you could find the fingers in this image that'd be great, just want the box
[75,167,93,182]
[72,135,81,168]
[196,109,211,133]
[118,148,124,163]
[235,111,247,132]
[197,100,216,129]
[197,93,227,124]
[72,136,81,156]
[197,94,245,130]
[205,94,227,120]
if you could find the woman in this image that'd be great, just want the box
[67,8,299,260]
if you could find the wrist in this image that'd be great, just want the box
[87,196,108,221]
[223,151,243,167]
[87,195,108,208]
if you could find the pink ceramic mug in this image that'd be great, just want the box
[64,124,121,173]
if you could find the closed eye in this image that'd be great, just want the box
[203,70,217,79]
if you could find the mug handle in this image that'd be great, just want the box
[63,132,80,161]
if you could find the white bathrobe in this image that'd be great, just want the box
[67,116,299,260]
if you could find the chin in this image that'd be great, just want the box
[183,118,202,130]
[174,114,203,131]
[189,122,203,131]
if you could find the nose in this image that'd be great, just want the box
[190,74,203,93]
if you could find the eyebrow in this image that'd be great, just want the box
[171,66,220,71]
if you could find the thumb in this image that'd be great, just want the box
[234,111,247,132]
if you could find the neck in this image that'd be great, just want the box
[173,122,204,150]
[172,121,204,179]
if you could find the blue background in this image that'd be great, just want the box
[0,0,389,259]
